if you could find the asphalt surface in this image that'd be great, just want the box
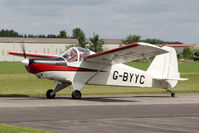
[0,94,199,133]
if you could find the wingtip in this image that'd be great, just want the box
[137,42,160,47]
[8,51,23,55]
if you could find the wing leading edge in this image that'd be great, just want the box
[9,52,57,58]
[84,42,168,65]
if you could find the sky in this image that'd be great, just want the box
[0,0,199,44]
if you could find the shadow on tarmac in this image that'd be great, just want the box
[3,94,171,103]
[0,94,29,97]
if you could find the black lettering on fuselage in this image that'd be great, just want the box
[129,73,134,82]
[123,72,128,81]
[140,75,145,84]
[113,71,118,80]
[135,74,139,83]
[112,71,145,84]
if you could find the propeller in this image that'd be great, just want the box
[21,44,29,66]
[21,44,27,59]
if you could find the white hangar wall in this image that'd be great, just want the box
[0,37,192,62]
[0,43,70,61]
[0,37,121,61]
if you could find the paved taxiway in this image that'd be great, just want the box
[0,94,199,133]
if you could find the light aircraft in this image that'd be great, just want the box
[9,42,187,99]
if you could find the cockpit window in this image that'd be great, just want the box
[76,47,91,61]
[77,47,90,56]
[62,47,94,63]
[63,48,78,62]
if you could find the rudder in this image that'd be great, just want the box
[147,46,180,88]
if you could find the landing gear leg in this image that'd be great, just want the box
[166,89,175,97]
[46,81,71,99]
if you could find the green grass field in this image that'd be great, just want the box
[0,61,199,97]
[0,124,54,133]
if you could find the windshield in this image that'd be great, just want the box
[62,47,94,63]
[62,48,78,62]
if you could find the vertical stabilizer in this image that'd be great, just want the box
[147,46,180,88]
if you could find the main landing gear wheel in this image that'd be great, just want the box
[46,89,56,99]
[72,90,81,99]
[171,92,175,97]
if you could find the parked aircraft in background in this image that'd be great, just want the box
[9,42,187,99]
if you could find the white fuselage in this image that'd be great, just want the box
[35,61,162,88]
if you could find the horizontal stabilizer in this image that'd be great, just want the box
[147,46,188,89]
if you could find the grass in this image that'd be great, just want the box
[0,61,199,97]
[0,124,54,133]
[0,62,26,74]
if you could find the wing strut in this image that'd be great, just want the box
[85,57,116,84]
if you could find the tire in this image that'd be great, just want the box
[72,90,81,99]
[46,89,56,99]
[171,93,175,97]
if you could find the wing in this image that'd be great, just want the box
[9,51,57,58]
[84,42,168,65]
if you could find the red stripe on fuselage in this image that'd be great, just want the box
[27,63,98,73]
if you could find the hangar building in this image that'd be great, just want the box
[0,37,196,61]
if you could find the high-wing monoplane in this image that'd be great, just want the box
[9,42,187,99]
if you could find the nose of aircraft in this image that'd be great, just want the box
[21,59,29,66]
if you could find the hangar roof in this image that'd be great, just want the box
[0,37,122,44]
[0,37,197,47]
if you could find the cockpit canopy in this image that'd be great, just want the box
[62,47,95,63]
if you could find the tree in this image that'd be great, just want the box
[194,49,199,57]
[182,47,194,59]
[122,34,141,45]
[191,46,199,57]
[59,30,67,38]
[47,34,58,38]
[0,29,22,37]
[89,33,104,52]
[77,33,87,48]
[143,39,164,44]
[142,38,182,44]
[72,28,87,48]
[72,28,81,38]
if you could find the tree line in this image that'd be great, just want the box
[0,29,69,38]
[122,34,182,45]
[0,29,183,44]
[0,28,105,53]
[180,47,199,59]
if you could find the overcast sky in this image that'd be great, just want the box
[0,0,199,44]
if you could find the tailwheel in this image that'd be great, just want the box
[166,89,175,98]
[46,89,56,99]
[72,90,81,99]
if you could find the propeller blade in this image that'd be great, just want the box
[21,44,27,59]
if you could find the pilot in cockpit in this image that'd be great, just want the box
[68,49,78,62]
